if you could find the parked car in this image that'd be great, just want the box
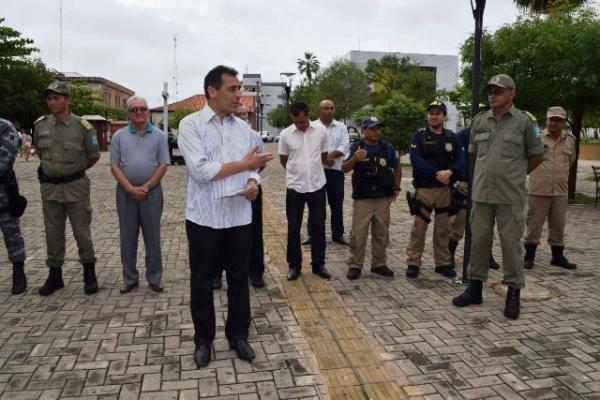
[348,126,360,142]
[261,130,276,142]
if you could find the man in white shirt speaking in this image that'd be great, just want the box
[178,65,273,368]
[303,100,349,246]
[278,101,331,281]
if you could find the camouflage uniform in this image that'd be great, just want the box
[0,145,26,264]
[0,118,27,295]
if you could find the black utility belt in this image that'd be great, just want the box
[38,166,85,184]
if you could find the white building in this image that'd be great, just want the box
[342,50,460,130]
[242,74,287,138]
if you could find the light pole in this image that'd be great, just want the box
[458,0,486,285]
[280,72,295,126]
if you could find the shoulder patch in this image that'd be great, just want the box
[523,111,537,122]
[78,118,93,130]
[34,115,47,125]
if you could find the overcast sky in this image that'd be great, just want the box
[3,0,598,107]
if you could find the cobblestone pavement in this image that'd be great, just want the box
[0,145,598,399]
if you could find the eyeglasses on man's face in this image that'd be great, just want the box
[129,107,148,113]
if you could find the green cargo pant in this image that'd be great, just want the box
[469,201,525,289]
[42,199,96,268]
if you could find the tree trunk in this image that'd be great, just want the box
[568,111,583,200]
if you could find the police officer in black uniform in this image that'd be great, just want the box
[405,101,465,279]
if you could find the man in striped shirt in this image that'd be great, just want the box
[179,65,273,368]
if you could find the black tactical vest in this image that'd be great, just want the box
[351,141,395,200]
[413,129,456,188]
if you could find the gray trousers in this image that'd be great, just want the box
[116,185,163,285]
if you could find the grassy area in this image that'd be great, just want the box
[568,192,597,205]
[585,175,598,182]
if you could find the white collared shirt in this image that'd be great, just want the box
[312,119,349,171]
[278,122,329,193]
[178,106,261,229]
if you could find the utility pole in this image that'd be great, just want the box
[460,0,486,284]
[162,82,169,134]
[173,35,179,102]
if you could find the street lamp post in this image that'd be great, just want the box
[280,72,295,126]
[459,0,487,285]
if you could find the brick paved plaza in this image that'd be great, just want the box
[0,144,599,400]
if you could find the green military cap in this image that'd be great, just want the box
[485,74,516,90]
[45,81,71,97]
[546,106,566,119]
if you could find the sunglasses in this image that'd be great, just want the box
[129,107,148,113]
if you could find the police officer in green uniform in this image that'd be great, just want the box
[453,74,545,319]
[33,81,100,296]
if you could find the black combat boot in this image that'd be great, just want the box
[83,263,98,295]
[504,287,521,319]
[11,261,26,295]
[448,240,459,269]
[550,246,576,269]
[523,243,537,270]
[452,279,483,307]
[38,267,64,296]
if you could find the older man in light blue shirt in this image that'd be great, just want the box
[304,100,349,245]
[178,65,273,368]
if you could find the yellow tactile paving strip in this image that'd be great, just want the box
[262,198,418,400]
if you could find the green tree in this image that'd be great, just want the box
[297,52,320,85]
[0,18,54,129]
[457,6,600,198]
[513,0,588,13]
[69,84,125,120]
[170,108,194,129]
[0,18,37,61]
[372,93,425,153]
[291,81,319,118]
[267,105,289,129]
[312,59,370,123]
[365,55,436,105]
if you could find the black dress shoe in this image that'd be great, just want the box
[301,238,312,245]
[149,282,164,293]
[287,267,301,281]
[249,276,266,288]
[332,237,349,246]
[212,277,222,290]
[312,266,331,280]
[229,339,255,362]
[194,343,211,368]
[120,282,138,294]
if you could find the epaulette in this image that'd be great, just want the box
[471,110,486,121]
[33,115,48,125]
[523,111,537,122]
[76,117,93,130]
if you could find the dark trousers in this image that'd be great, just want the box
[186,220,251,346]
[214,186,265,280]
[307,169,344,239]
[287,187,326,269]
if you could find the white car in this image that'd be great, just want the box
[261,130,276,142]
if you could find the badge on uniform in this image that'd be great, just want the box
[91,135,98,145]
[534,124,541,140]
[379,158,387,167]
[445,143,453,152]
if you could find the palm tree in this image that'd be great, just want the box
[513,0,588,13]
[297,52,320,85]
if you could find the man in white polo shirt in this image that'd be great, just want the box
[278,101,331,281]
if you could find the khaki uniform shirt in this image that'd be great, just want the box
[469,105,544,205]
[528,129,576,197]
[34,113,100,202]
